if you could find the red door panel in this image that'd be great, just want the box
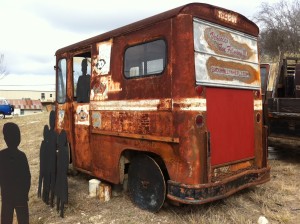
[206,87,255,166]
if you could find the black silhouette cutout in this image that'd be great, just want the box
[38,125,50,203]
[76,58,90,103]
[0,122,31,224]
[48,111,58,207]
[55,130,69,218]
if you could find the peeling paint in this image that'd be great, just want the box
[173,98,206,111]
[92,111,101,128]
[94,39,112,76]
[90,98,206,111]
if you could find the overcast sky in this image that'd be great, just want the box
[0,0,280,91]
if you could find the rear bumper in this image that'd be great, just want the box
[167,167,270,204]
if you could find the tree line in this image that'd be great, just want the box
[254,0,300,59]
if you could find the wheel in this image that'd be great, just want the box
[128,154,166,212]
[0,113,5,119]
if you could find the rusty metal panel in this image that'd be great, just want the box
[167,167,270,204]
[72,103,91,171]
[91,110,173,137]
[211,160,254,182]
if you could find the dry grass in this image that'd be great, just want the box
[1,112,300,223]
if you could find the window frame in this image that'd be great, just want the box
[123,38,167,79]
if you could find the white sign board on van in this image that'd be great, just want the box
[193,18,260,90]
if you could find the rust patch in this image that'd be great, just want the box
[212,160,254,182]
[93,111,172,136]
[167,167,270,204]
[157,98,172,111]
[90,75,122,101]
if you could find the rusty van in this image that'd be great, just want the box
[54,3,270,212]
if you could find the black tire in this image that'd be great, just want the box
[128,154,166,212]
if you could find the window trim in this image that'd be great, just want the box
[123,38,168,79]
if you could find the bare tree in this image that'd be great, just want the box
[254,0,300,58]
[0,53,9,80]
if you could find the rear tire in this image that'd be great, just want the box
[128,154,166,212]
[0,113,5,119]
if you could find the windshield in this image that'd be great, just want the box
[194,18,260,89]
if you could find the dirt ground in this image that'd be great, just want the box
[0,111,300,224]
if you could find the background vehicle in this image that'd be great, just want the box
[0,97,14,119]
[55,3,270,212]
[261,57,300,148]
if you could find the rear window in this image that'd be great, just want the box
[124,39,166,78]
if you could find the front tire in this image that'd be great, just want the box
[128,154,166,212]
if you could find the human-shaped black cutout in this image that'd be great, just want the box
[55,129,69,218]
[48,110,58,207]
[0,122,31,224]
[38,125,50,204]
[76,58,90,103]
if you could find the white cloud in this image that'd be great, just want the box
[0,0,280,91]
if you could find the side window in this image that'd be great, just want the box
[57,58,67,104]
[73,53,91,103]
[124,39,166,78]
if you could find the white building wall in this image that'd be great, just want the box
[0,90,55,102]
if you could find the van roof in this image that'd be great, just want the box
[55,3,258,55]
